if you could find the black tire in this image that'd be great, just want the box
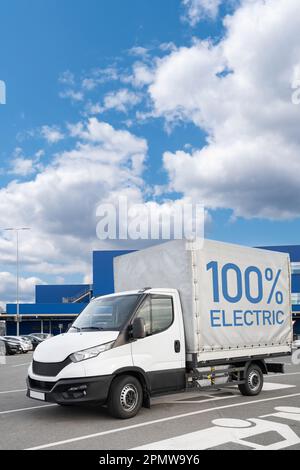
[107,375,143,419]
[238,364,263,396]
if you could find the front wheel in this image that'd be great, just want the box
[238,364,263,396]
[107,375,143,419]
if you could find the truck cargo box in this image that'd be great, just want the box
[114,239,292,363]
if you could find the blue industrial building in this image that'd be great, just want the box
[2,245,300,337]
[261,245,300,336]
[4,250,133,336]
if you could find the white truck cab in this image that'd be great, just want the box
[27,240,292,419]
[27,288,187,418]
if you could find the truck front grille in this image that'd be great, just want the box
[32,357,71,377]
[28,377,54,391]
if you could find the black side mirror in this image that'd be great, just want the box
[132,317,146,339]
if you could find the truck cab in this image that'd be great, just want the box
[27,288,187,418]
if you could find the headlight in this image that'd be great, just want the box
[69,341,114,363]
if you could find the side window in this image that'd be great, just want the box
[151,296,173,334]
[135,298,151,336]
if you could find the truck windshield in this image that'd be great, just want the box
[70,294,141,332]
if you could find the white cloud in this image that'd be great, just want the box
[58,70,75,86]
[0,272,45,308]
[59,89,84,102]
[128,46,149,58]
[149,0,300,219]
[0,119,149,305]
[182,0,223,25]
[9,148,44,177]
[102,88,142,113]
[130,62,155,88]
[83,90,142,116]
[81,67,119,91]
[41,125,64,144]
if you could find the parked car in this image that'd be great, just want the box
[29,333,52,341]
[20,336,34,351]
[0,336,22,355]
[22,335,43,350]
[4,336,32,353]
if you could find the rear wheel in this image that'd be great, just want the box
[238,364,263,396]
[107,375,143,419]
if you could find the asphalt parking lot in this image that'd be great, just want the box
[1,352,300,450]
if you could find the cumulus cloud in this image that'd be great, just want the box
[0,119,148,305]
[149,0,300,219]
[84,90,142,115]
[9,148,44,177]
[0,272,45,309]
[41,125,65,144]
[128,62,155,88]
[59,89,84,102]
[102,89,142,113]
[182,0,223,25]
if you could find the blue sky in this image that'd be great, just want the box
[0,0,300,305]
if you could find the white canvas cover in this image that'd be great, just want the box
[114,239,292,363]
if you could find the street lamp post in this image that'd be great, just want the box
[4,227,30,336]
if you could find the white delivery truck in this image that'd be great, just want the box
[27,239,293,419]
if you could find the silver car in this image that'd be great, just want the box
[4,336,32,353]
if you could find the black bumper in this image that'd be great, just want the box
[27,375,113,405]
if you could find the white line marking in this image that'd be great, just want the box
[27,392,300,450]
[170,382,295,403]
[268,372,300,378]
[263,383,295,391]
[0,389,26,394]
[134,417,300,450]
[166,394,239,404]
[12,363,31,368]
[0,404,56,415]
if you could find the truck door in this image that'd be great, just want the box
[131,294,186,394]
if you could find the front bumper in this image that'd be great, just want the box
[27,374,114,405]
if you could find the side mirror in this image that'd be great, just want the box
[132,317,146,339]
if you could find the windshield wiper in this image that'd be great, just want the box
[79,326,105,331]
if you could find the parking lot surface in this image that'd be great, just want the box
[1,352,300,450]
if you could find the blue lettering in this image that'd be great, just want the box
[210,310,221,327]
[222,309,233,327]
[233,310,243,326]
[262,310,272,326]
[276,311,284,325]
[244,310,254,326]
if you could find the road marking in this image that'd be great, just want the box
[134,416,300,450]
[0,404,56,415]
[261,406,300,421]
[262,383,295,391]
[0,389,26,394]
[26,392,300,450]
[12,362,31,368]
[166,382,295,403]
[169,394,239,404]
[268,372,300,378]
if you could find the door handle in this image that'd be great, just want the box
[174,340,181,353]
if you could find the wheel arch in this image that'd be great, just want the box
[110,367,151,408]
[233,359,268,375]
